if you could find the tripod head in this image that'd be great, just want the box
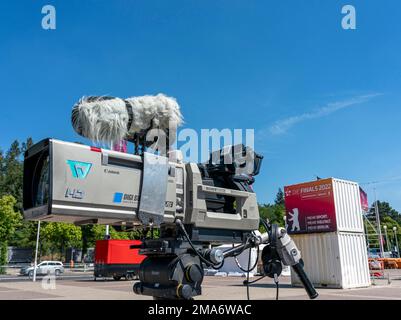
[133,220,318,300]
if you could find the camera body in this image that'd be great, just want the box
[23,138,260,243]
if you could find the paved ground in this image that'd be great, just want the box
[0,270,401,300]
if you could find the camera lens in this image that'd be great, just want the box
[34,153,49,207]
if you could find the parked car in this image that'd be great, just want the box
[20,261,64,278]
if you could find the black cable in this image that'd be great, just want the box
[178,218,274,301]
[241,219,270,300]
[230,242,249,257]
[235,219,269,272]
[234,243,259,273]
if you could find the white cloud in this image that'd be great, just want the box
[269,93,381,135]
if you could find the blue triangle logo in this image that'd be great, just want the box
[67,160,92,179]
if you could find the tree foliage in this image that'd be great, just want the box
[274,188,285,206]
[42,222,83,253]
[367,200,401,252]
[0,139,38,255]
[0,195,21,272]
[258,189,286,232]
[0,242,7,274]
[0,195,22,242]
[0,139,32,211]
[370,201,401,223]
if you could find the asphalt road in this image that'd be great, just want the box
[0,270,401,300]
[0,274,94,282]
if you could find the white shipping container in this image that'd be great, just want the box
[291,232,371,289]
[332,178,365,233]
[285,177,365,234]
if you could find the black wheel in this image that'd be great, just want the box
[55,269,61,277]
[28,270,34,279]
[126,273,134,281]
[113,276,121,281]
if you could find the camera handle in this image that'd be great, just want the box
[222,224,318,300]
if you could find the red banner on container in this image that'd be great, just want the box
[359,187,369,212]
[284,178,337,234]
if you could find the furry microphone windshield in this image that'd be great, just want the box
[71,94,183,147]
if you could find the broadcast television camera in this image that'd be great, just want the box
[23,139,261,234]
[22,94,318,300]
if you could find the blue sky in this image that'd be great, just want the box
[1,0,401,210]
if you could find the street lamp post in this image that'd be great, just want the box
[373,192,385,258]
[105,225,110,240]
[393,227,400,258]
[383,225,390,252]
[33,221,41,282]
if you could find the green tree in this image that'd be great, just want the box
[91,225,143,241]
[259,189,287,232]
[21,138,33,155]
[0,141,23,210]
[0,242,7,274]
[8,221,38,249]
[0,149,3,193]
[369,201,400,219]
[0,195,22,241]
[79,224,119,254]
[382,201,400,225]
[0,138,39,252]
[274,188,285,206]
[259,203,285,227]
[0,138,33,211]
[366,200,401,253]
[0,195,22,273]
[381,215,401,253]
[42,223,82,260]
[81,225,95,256]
